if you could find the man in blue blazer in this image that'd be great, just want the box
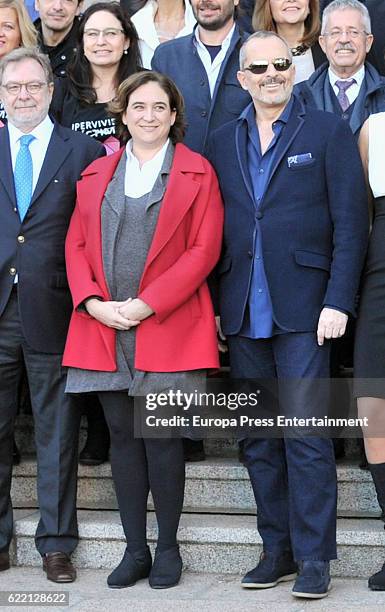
[152,0,251,461]
[152,0,251,155]
[0,48,103,580]
[208,31,368,599]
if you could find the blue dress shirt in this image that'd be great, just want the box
[240,97,294,339]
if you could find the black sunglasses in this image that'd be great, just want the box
[244,58,292,74]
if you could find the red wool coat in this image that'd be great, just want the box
[62,143,224,372]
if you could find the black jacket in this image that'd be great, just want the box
[35,17,80,78]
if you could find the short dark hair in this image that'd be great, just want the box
[109,70,186,145]
[67,2,142,105]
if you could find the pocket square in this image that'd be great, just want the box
[287,153,313,168]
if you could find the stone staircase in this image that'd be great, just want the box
[10,415,385,579]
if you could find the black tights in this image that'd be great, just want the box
[98,391,185,553]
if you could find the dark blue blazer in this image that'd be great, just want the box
[294,61,385,135]
[0,123,104,353]
[152,25,251,154]
[208,97,369,335]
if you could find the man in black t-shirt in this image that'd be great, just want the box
[34,0,81,77]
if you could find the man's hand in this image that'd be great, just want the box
[85,298,140,330]
[216,315,228,353]
[118,298,154,321]
[317,307,348,346]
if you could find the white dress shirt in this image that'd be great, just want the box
[328,65,365,106]
[132,0,196,69]
[124,138,170,198]
[8,114,54,193]
[194,24,235,97]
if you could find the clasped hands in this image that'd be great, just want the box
[85,297,154,331]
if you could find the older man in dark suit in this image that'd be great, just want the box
[297,0,385,137]
[0,47,103,581]
[208,30,368,599]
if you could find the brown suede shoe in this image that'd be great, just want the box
[43,552,76,583]
[0,552,10,571]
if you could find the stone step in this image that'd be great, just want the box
[11,510,385,579]
[11,457,381,518]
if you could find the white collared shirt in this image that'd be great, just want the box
[194,24,235,97]
[132,0,196,69]
[328,65,365,106]
[124,138,170,198]
[8,114,54,193]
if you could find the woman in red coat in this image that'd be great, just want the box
[63,71,223,589]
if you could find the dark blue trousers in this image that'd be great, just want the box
[228,332,337,561]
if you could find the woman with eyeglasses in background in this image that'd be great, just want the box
[252,0,325,83]
[50,2,143,467]
[51,2,142,154]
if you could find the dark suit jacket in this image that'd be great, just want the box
[208,97,368,336]
[0,123,104,353]
[152,25,251,154]
[294,61,385,135]
[311,41,327,69]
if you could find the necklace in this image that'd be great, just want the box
[291,43,309,56]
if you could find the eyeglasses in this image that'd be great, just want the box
[244,58,292,74]
[84,28,124,41]
[322,28,368,40]
[1,81,47,95]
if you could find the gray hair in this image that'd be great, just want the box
[321,0,371,35]
[0,47,53,85]
[239,31,293,70]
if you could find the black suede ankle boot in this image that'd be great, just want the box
[368,463,385,590]
[107,546,152,588]
[149,546,182,589]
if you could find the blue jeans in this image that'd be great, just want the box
[228,332,337,561]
